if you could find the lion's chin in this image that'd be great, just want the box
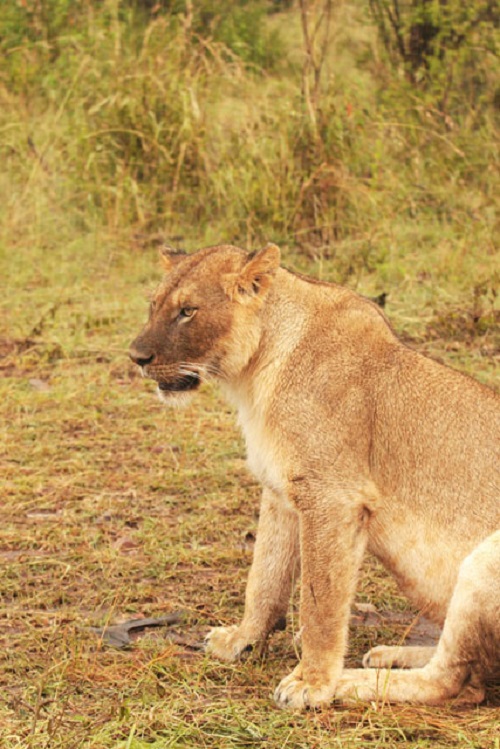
[156,387,195,409]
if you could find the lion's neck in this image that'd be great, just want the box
[220,273,310,496]
[223,272,308,407]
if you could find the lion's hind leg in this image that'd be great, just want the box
[336,531,500,705]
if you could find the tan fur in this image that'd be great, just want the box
[130,243,500,709]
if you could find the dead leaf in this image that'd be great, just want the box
[88,611,186,649]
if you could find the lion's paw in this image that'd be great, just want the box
[363,645,436,669]
[362,645,393,669]
[274,667,334,710]
[205,625,253,662]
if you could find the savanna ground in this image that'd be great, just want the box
[1,1,499,747]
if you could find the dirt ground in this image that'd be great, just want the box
[1,243,498,748]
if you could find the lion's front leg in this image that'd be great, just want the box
[206,487,299,662]
[274,498,368,709]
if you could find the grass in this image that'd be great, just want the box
[1,1,499,746]
[1,234,498,749]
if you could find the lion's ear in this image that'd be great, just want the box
[223,243,281,303]
[159,246,187,272]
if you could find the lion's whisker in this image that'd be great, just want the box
[178,362,221,381]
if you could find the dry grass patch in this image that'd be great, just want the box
[1,234,499,748]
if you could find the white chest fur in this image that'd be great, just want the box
[238,404,285,496]
[222,377,286,498]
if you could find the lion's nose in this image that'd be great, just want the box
[129,347,155,367]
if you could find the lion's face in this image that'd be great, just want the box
[129,243,280,404]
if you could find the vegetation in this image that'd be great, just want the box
[1,1,498,747]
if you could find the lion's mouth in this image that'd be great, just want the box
[157,373,200,392]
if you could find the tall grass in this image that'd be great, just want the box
[1,2,497,285]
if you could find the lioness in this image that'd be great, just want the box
[130,243,499,709]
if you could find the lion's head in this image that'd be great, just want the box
[129,243,281,404]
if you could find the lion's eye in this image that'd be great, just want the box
[178,307,197,321]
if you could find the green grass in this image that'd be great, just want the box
[1,1,499,746]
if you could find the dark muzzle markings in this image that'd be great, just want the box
[158,372,200,392]
[144,362,202,392]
